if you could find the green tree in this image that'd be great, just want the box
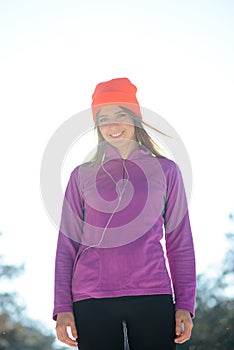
[0,233,66,350]
[180,215,234,349]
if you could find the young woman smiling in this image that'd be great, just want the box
[53,78,196,350]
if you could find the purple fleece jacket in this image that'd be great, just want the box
[53,144,196,320]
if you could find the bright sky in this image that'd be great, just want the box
[0,0,234,342]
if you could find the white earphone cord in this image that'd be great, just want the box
[79,156,129,258]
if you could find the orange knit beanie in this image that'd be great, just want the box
[91,78,142,121]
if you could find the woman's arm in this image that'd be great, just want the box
[164,161,196,342]
[53,167,84,321]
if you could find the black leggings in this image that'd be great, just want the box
[73,294,177,350]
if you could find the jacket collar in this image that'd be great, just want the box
[103,142,151,161]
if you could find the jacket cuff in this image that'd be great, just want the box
[53,304,74,321]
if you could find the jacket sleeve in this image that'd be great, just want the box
[164,161,196,317]
[53,167,84,321]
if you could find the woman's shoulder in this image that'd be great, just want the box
[70,160,95,173]
[154,156,181,178]
[155,156,177,170]
[69,160,98,182]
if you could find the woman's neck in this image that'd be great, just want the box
[115,141,138,159]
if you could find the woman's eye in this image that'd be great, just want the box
[117,113,127,119]
[98,113,128,125]
[98,117,107,124]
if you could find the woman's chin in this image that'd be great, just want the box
[108,137,127,145]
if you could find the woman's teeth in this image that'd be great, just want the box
[110,131,124,138]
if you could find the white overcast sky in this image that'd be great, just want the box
[0,0,234,337]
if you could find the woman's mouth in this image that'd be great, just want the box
[110,131,124,139]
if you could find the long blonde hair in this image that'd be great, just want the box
[87,106,168,166]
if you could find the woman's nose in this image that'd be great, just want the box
[108,121,120,127]
[105,118,121,126]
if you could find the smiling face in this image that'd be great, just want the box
[96,105,137,156]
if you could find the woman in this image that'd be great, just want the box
[53,78,196,349]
